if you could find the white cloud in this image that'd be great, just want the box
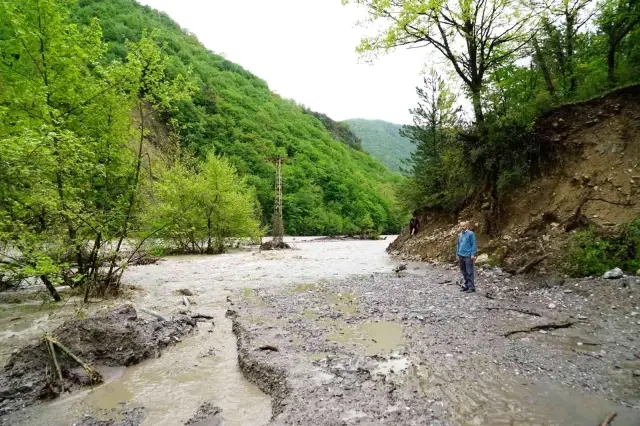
[136,0,430,124]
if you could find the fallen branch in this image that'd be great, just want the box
[45,337,63,387]
[503,321,574,337]
[516,254,549,274]
[485,307,542,317]
[258,344,279,352]
[570,348,604,361]
[45,336,103,384]
[600,412,617,426]
[139,307,170,322]
[191,313,214,320]
[588,197,635,207]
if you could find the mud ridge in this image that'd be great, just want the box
[0,305,197,417]
[228,309,291,419]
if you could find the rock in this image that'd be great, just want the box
[476,254,489,263]
[176,288,194,296]
[603,268,624,279]
[185,402,224,426]
[548,303,556,309]
[544,276,565,287]
[393,264,407,273]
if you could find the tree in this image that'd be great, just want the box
[398,72,470,211]
[536,0,595,96]
[144,154,261,254]
[345,0,532,123]
[0,0,192,300]
[598,0,640,85]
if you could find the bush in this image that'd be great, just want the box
[564,218,640,277]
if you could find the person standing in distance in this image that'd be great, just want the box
[456,221,477,293]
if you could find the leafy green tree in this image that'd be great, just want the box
[598,0,640,85]
[0,0,192,299]
[144,154,261,254]
[345,0,532,123]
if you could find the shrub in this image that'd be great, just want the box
[564,218,640,277]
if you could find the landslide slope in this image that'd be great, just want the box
[70,0,404,235]
[389,85,640,272]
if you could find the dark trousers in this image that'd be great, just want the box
[459,256,475,290]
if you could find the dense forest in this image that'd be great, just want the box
[345,119,414,173]
[70,0,406,237]
[0,0,407,300]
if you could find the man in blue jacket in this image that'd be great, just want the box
[456,221,477,293]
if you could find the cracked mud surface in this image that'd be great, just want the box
[231,265,640,425]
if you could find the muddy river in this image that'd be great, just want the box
[1,237,639,425]
[0,237,397,425]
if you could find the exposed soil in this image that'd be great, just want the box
[74,407,147,426]
[184,402,224,425]
[0,305,197,418]
[389,85,640,272]
[230,266,640,425]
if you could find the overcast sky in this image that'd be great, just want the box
[137,0,430,124]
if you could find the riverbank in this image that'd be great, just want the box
[0,238,638,425]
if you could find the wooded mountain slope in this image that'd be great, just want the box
[345,119,414,173]
[71,0,405,235]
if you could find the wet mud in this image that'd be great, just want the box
[0,305,196,417]
[230,267,640,425]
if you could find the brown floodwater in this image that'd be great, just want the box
[1,237,396,425]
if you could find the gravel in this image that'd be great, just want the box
[230,265,640,425]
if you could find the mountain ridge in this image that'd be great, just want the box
[70,0,407,234]
[344,119,414,173]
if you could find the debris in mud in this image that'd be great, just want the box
[175,288,194,296]
[259,240,291,250]
[0,305,197,416]
[184,402,223,425]
[74,407,146,426]
[129,252,162,266]
[503,320,574,337]
[393,263,407,273]
[258,344,279,352]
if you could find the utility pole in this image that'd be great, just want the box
[272,156,284,245]
[264,155,287,247]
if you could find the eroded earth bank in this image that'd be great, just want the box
[1,238,639,425]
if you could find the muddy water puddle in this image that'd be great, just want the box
[412,361,639,425]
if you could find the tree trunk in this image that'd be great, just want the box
[607,44,617,86]
[471,88,484,124]
[206,214,213,254]
[41,275,61,302]
[533,37,557,101]
[566,13,577,96]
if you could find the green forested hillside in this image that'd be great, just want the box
[345,119,414,173]
[70,0,405,235]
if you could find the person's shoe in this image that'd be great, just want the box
[460,287,469,292]
[464,288,476,293]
